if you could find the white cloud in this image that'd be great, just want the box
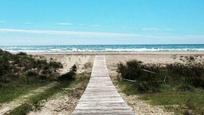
[56,22,73,26]
[0,28,140,37]
[0,28,204,45]
[0,28,203,44]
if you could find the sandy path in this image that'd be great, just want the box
[28,85,83,115]
[0,82,57,115]
[28,77,91,115]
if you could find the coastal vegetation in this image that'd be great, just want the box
[0,49,63,83]
[0,49,62,103]
[116,55,204,114]
[0,49,92,114]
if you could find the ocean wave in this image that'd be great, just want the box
[3,48,204,53]
[1,45,204,53]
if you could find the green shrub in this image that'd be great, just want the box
[117,60,143,80]
[167,57,204,88]
[58,64,77,81]
[0,49,63,84]
[49,61,63,69]
[117,55,204,93]
[16,52,27,56]
[117,60,163,93]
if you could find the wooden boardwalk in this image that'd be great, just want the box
[72,56,134,115]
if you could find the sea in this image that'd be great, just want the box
[0,44,204,53]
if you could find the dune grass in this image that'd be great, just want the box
[140,88,204,114]
[0,82,48,103]
[117,80,204,114]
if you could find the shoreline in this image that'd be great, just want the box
[22,51,204,55]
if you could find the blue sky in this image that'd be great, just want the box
[0,0,204,45]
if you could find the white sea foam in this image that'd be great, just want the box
[1,45,204,53]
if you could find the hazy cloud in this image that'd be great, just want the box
[56,22,73,26]
[0,28,203,44]
[0,28,203,45]
[0,28,139,37]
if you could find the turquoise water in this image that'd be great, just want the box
[1,44,204,52]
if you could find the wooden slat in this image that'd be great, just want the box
[72,56,135,115]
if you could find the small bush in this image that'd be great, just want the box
[16,52,27,56]
[49,61,63,69]
[117,60,163,93]
[58,64,77,81]
[117,60,143,80]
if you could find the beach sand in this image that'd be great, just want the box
[32,51,204,63]
[105,51,204,65]
[34,54,94,75]
[33,51,204,75]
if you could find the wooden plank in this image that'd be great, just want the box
[72,55,135,115]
